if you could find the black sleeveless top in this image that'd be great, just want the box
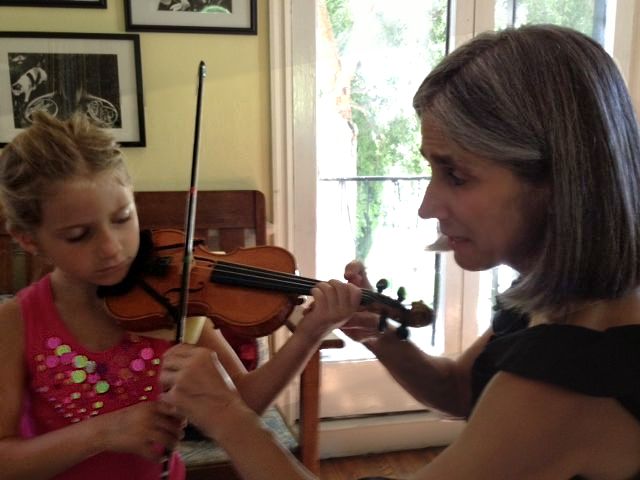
[471,308,640,479]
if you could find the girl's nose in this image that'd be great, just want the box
[98,229,122,259]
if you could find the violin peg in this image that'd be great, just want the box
[377,314,388,333]
[396,323,410,340]
[376,278,389,294]
[396,286,406,303]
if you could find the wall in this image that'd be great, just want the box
[0,2,272,211]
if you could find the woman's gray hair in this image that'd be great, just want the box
[413,24,640,315]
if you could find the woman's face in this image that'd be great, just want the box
[418,116,548,272]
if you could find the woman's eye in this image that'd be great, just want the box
[446,168,466,186]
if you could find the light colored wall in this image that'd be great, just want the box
[0,2,272,210]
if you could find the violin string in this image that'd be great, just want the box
[207,260,401,308]
[191,252,402,307]
[212,260,360,296]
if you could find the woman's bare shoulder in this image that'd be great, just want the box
[416,372,640,479]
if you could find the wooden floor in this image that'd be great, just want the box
[318,447,445,480]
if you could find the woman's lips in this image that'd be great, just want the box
[447,235,469,250]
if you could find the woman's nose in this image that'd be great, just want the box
[418,182,443,220]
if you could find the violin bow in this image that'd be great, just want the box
[176,60,206,344]
[161,60,206,480]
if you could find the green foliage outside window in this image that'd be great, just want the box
[325,0,604,261]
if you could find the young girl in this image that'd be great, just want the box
[0,112,361,479]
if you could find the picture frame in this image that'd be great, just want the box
[0,1,107,7]
[124,0,257,35]
[0,32,146,147]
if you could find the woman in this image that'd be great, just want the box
[160,25,640,479]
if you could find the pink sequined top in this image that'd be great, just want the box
[18,275,185,480]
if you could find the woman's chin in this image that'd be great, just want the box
[453,252,497,272]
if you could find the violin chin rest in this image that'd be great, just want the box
[131,316,208,344]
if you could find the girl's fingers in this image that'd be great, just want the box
[342,280,362,308]
[327,279,361,311]
[308,280,361,318]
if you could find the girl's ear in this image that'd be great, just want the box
[10,229,40,256]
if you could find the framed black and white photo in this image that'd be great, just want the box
[124,0,257,35]
[0,32,145,147]
[0,1,107,7]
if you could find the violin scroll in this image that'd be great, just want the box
[367,276,433,339]
[363,291,433,340]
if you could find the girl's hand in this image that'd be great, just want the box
[160,344,245,438]
[100,401,185,461]
[297,279,362,338]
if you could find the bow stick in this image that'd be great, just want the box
[176,60,206,343]
[161,60,206,479]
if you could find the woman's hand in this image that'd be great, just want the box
[160,344,245,438]
[340,310,387,344]
[341,260,386,344]
[161,345,319,480]
[343,260,373,290]
[99,400,185,461]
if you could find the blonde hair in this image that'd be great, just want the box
[0,112,131,233]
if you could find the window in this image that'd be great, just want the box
[315,0,449,361]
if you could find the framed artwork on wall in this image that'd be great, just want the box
[0,1,107,7]
[0,32,146,147]
[124,0,257,35]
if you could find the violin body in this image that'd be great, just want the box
[101,229,299,337]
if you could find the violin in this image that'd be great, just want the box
[98,228,434,338]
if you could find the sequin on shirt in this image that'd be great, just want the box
[31,332,163,428]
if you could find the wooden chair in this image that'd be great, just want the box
[0,189,340,478]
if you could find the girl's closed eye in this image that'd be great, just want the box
[114,206,134,224]
[65,227,89,243]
